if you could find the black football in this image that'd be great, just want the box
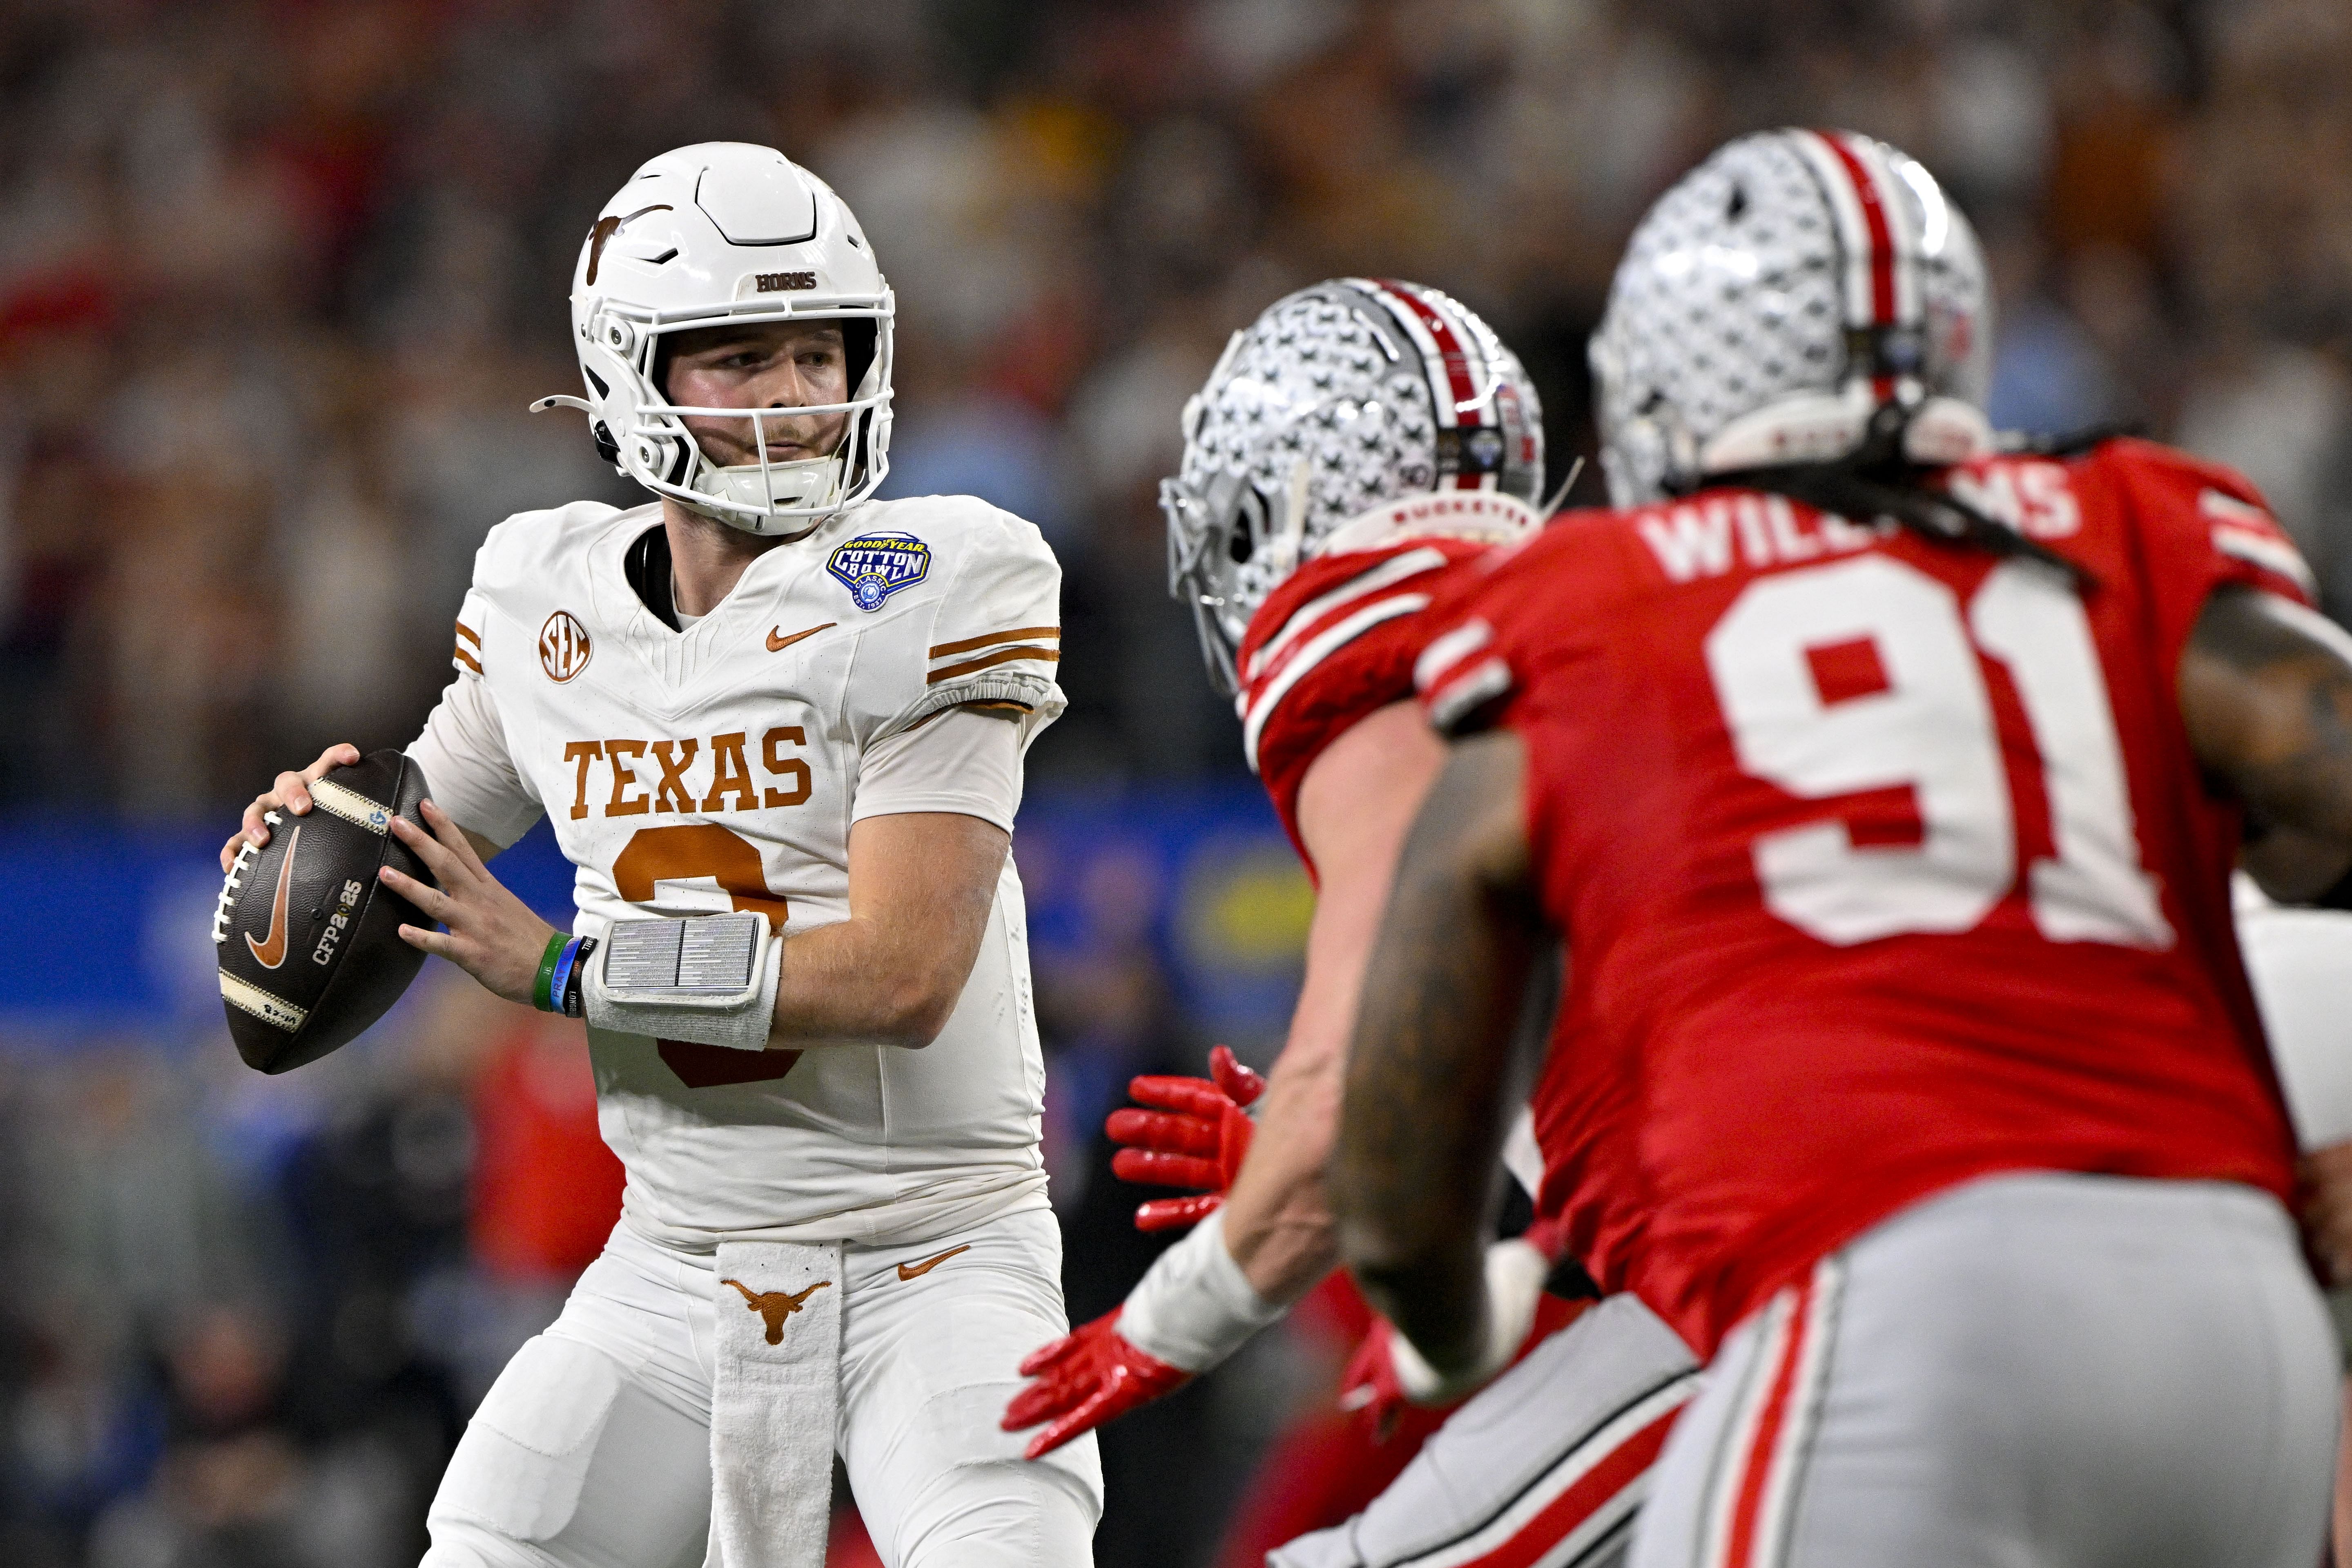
[213,749,437,1073]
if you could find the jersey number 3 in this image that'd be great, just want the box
[612,825,798,1088]
[1705,555,2174,949]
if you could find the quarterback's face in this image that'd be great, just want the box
[663,321,851,468]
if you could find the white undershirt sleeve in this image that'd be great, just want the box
[850,705,1025,834]
[406,675,544,850]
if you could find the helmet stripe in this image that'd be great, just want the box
[1786,132,1877,335]
[1364,278,1498,492]
[1795,129,1920,401]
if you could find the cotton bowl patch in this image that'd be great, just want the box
[827,532,930,611]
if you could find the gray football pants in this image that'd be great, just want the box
[1271,1295,1701,1568]
[1629,1171,2339,1568]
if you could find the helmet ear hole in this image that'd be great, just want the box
[1226,527,1254,565]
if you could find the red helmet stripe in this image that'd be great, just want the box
[1798,129,1916,401]
[1368,278,1494,491]
[1816,134,1897,332]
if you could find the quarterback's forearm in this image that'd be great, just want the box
[1333,731,1543,1376]
[765,810,1008,1049]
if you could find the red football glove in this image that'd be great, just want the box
[1107,1044,1266,1232]
[1001,1307,1193,1459]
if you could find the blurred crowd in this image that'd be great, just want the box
[4,0,2350,812]
[2,0,2350,1562]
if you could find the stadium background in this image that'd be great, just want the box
[0,0,2347,1563]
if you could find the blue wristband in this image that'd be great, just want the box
[561,936,597,1018]
[546,935,584,1017]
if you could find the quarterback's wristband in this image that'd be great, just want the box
[546,935,591,1018]
[531,931,568,1013]
[1117,1210,1287,1374]
[558,937,597,1019]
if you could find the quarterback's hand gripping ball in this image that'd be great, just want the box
[1108,1045,1265,1232]
[1000,1306,1191,1459]
[213,748,437,1073]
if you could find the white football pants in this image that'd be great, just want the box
[1628,1172,2339,1568]
[419,1207,1101,1568]
[1271,1294,1701,1568]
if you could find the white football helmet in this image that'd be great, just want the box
[1590,129,1994,507]
[1164,278,1544,694]
[535,142,894,536]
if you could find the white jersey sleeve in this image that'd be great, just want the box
[851,707,1024,833]
[406,587,545,850]
[848,501,1066,752]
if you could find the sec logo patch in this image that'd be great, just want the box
[827,532,930,612]
[540,610,593,682]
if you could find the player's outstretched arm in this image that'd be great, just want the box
[1003,705,1453,1458]
[1332,729,1547,1392]
[1222,701,1450,1300]
[2180,585,2352,899]
[766,810,1008,1049]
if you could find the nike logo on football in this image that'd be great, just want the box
[767,622,835,653]
[896,1244,970,1282]
[245,824,301,970]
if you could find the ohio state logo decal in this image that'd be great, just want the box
[827,531,930,612]
[540,610,593,682]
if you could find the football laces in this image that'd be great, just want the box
[211,808,280,945]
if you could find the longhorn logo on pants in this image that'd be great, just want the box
[723,1278,832,1345]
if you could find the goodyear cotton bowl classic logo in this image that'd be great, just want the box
[827,531,930,612]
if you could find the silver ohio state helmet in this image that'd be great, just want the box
[1590,129,1993,507]
[1164,278,1543,694]
[533,142,894,536]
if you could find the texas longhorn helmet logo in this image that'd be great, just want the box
[540,610,593,683]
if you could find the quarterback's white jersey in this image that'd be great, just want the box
[407,494,1066,1249]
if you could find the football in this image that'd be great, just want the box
[212,749,437,1073]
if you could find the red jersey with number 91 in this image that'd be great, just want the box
[1417,439,2313,1355]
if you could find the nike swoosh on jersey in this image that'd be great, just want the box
[896,1243,971,1282]
[767,621,836,653]
[245,823,301,969]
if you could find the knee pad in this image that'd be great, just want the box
[432,1335,626,1544]
[428,1333,714,1568]
[893,1452,1104,1568]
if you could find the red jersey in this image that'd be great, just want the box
[1241,526,1654,1302]
[1417,440,2313,1355]
[1240,535,1491,867]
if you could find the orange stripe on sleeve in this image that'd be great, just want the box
[926,645,1060,684]
[929,625,1060,659]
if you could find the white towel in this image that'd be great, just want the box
[710,1239,844,1568]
